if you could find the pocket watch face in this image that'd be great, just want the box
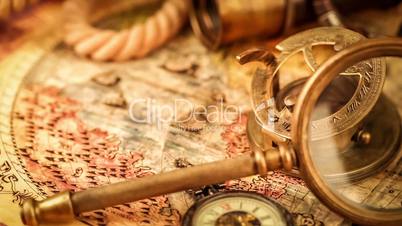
[182,192,293,226]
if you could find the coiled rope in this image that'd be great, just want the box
[63,0,188,61]
[0,0,39,20]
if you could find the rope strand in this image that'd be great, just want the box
[63,0,188,61]
[0,0,40,20]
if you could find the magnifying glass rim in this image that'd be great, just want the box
[292,38,402,226]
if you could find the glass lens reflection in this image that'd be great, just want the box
[308,57,401,210]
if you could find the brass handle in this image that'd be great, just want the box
[21,148,295,225]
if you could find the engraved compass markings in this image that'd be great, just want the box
[244,27,385,140]
[303,44,319,71]
[311,60,381,138]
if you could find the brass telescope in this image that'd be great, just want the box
[189,0,401,49]
[21,38,402,226]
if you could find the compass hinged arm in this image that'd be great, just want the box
[236,48,276,66]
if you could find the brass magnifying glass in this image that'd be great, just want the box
[293,38,402,226]
[20,38,402,226]
[243,27,399,183]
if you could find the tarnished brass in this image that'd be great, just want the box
[239,27,385,144]
[247,111,301,178]
[189,0,401,49]
[20,38,402,226]
[313,95,401,183]
[293,38,402,226]
[240,27,401,183]
[253,149,268,175]
[21,149,295,226]
[189,0,287,49]
[20,191,74,226]
[313,0,344,26]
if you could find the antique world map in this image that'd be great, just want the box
[0,2,401,226]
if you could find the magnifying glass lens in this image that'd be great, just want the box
[308,56,402,210]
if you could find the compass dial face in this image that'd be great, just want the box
[184,192,293,226]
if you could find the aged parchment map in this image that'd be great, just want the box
[0,3,401,226]
[0,20,349,226]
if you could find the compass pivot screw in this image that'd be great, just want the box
[356,130,371,145]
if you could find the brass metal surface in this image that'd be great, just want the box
[293,38,402,226]
[18,33,402,226]
[246,111,301,178]
[239,27,385,143]
[240,27,401,184]
[189,0,286,49]
[310,94,401,183]
[247,93,401,183]
[21,150,295,225]
[20,191,75,226]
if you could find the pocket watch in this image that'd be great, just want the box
[182,191,294,226]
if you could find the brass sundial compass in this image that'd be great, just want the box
[241,27,400,183]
